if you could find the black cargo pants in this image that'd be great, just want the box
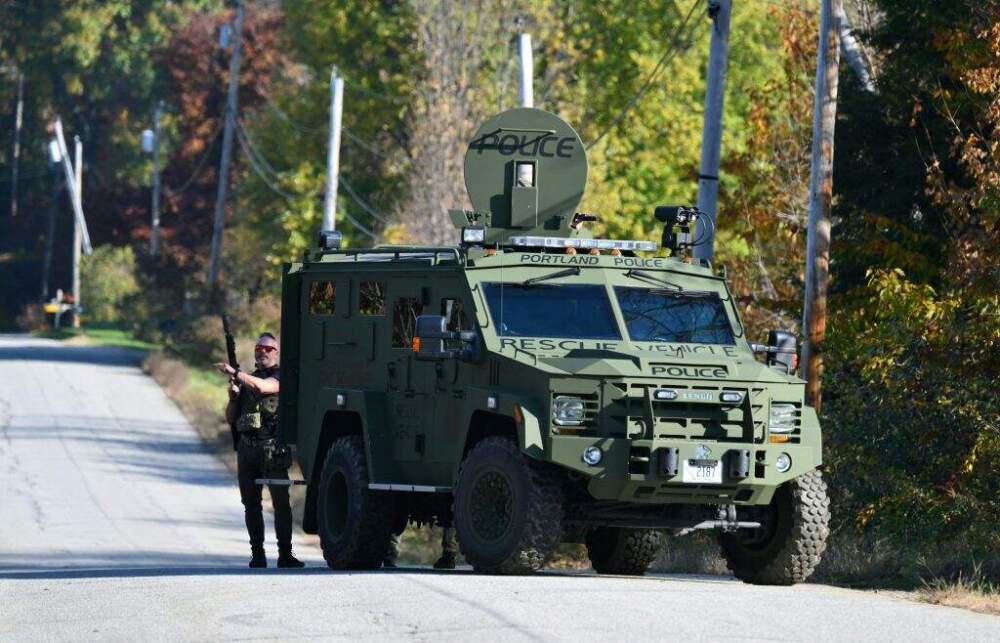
[237,437,292,552]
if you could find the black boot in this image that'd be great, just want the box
[433,552,456,570]
[383,532,400,568]
[277,548,304,569]
[249,547,267,569]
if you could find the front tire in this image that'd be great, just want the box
[454,436,564,574]
[719,469,830,585]
[317,435,395,569]
[586,528,664,575]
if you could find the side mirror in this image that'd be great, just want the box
[766,330,798,374]
[414,315,448,359]
[413,315,479,361]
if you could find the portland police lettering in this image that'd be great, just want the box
[518,254,598,265]
[612,257,666,269]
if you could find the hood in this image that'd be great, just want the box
[526,347,796,385]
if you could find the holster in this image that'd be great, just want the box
[262,440,293,475]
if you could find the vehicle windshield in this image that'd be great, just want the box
[614,286,735,344]
[482,283,621,340]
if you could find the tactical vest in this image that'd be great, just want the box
[236,367,280,438]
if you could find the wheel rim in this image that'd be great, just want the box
[324,470,349,539]
[732,487,786,551]
[468,468,514,542]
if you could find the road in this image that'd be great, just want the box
[1,334,998,641]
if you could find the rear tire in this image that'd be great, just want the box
[719,469,830,585]
[317,435,395,569]
[586,528,664,576]
[454,436,563,574]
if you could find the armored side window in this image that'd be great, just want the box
[309,280,336,315]
[360,281,386,316]
[392,297,424,348]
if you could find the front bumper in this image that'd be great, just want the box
[549,434,820,505]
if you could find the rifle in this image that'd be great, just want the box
[222,313,241,450]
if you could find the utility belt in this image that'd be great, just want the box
[239,432,278,447]
[237,420,292,472]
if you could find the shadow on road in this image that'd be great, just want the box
[0,342,145,367]
[5,419,231,487]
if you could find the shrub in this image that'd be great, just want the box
[80,245,140,324]
[823,270,1000,561]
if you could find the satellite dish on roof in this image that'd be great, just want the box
[459,108,588,245]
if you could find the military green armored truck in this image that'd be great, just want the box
[278,108,830,584]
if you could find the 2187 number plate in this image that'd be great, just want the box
[682,459,722,484]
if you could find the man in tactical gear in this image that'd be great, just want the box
[384,516,459,570]
[216,332,304,569]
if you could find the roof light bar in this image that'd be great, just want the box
[509,236,658,252]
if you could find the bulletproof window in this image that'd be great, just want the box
[440,298,469,332]
[482,283,620,340]
[392,297,424,348]
[360,281,386,316]
[614,287,735,345]
[309,281,336,315]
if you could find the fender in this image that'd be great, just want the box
[461,388,546,459]
[798,405,824,468]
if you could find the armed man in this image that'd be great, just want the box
[215,332,304,569]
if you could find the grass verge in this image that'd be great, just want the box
[918,567,1000,616]
[34,326,158,350]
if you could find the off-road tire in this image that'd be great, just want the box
[719,469,830,585]
[586,528,664,576]
[454,436,564,574]
[317,435,396,569]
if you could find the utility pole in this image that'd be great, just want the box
[207,1,244,290]
[322,67,343,233]
[693,0,732,263]
[835,4,875,93]
[41,169,59,301]
[801,0,842,412]
[149,101,164,257]
[72,136,82,328]
[52,118,92,254]
[518,33,534,108]
[10,70,24,218]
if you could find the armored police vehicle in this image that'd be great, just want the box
[278,108,829,584]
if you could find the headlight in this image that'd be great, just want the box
[769,403,797,433]
[553,396,585,426]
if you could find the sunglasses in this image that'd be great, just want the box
[254,344,277,354]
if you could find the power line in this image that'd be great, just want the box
[342,127,390,159]
[233,125,377,240]
[262,94,326,134]
[164,124,223,196]
[234,124,298,201]
[340,207,377,239]
[235,119,283,179]
[586,0,703,150]
[339,175,389,223]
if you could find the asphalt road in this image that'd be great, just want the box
[1,334,998,642]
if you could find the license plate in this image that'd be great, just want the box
[682,459,722,484]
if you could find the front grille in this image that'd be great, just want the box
[607,383,764,443]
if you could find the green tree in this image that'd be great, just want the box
[823,0,1000,561]
[80,245,140,324]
